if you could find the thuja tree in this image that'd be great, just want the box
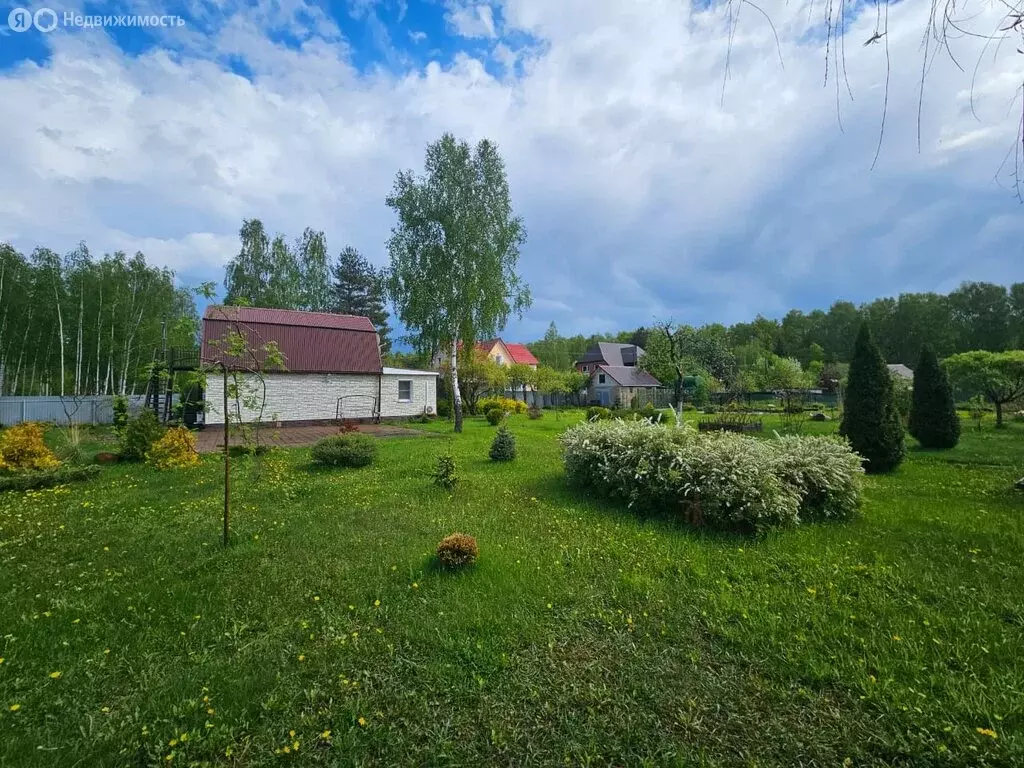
[840,324,905,473]
[909,344,960,449]
[386,133,531,433]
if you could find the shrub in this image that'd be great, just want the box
[840,324,905,474]
[436,398,453,418]
[771,435,864,522]
[485,407,505,426]
[0,464,100,493]
[586,406,611,421]
[478,396,527,415]
[310,433,378,468]
[112,395,130,436]
[0,422,61,473]
[527,405,543,420]
[489,426,517,461]
[559,419,864,534]
[908,344,960,450]
[146,427,200,470]
[437,533,478,569]
[121,410,165,462]
[432,452,458,489]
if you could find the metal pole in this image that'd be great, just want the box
[223,365,230,548]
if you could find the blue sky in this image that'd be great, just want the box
[1,0,1022,343]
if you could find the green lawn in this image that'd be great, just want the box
[1,414,1022,766]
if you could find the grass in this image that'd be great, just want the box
[1,413,1022,766]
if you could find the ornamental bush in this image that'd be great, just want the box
[146,427,200,470]
[489,426,517,461]
[0,422,61,473]
[432,452,459,490]
[527,405,543,420]
[560,419,863,534]
[478,396,527,415]
[586,406,611,421]
[437,533,478,569]
[840,324,905,473]
[485,407,505,426]
[310,433,378,468]
[908,344,960,450]
[120,410,165,462]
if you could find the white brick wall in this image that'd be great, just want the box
[205,371,436,423]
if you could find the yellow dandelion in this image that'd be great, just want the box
[282,746,291,754]
[101,706,110,713]
[976,727,998,739]
[358,716,367,727]
[374,599,380,607]
[292,741,300,751]
[0,658,4,664]
[411,583,419,589]
[298,655,306,662]
[169,739,178,747]
[104,649,110,655]
[207,708,215,715]
[320,730,332,740]
[49,671,63,679]
[806,587,817,596]
[9,704,21,712]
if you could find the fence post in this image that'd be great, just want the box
[21,399,26,424]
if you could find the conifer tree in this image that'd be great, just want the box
[331,246,392,353]
[908,344,960,449]
[839,324,905,473]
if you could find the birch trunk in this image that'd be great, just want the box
[451,338,463,433]
[53,272,66,397]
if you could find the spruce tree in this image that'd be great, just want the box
[839,324,905,473]
[908,344,960,449]
[331,246,392,353]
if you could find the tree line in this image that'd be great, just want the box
[0,244,197,397]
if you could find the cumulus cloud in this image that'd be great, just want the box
[0,0,1021,336]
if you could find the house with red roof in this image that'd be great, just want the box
[201,305,438,424]
[473,338,539,369]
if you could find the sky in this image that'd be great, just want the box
[1,0,1023,343]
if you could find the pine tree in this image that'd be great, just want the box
[331,246,392,353]
[908,344,960,449]
[840,323,905,473]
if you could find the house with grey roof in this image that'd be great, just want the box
[575,343,663,407]
[887,364,914,382]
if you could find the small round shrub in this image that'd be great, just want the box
[527,405,543,420]
[436,398,452,418]
[146,426,200,470]
[0,422,61,473]
[120,410,165,462]
[485,407,505,426]
[489,426,517,461]
[437,532,478,569]
[586,406,611,421]
[432,452,459,489]
[310,433,377,468]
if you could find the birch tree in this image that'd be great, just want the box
[385,133,530,432]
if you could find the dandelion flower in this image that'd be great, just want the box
[298,655,306,662]
[49,671,63,679]
[9,704,21,712]
[320,730,332,740]
[292,741,300,751]
[374,600,380,607]
[976,728,998,739]
[358,717,367,727]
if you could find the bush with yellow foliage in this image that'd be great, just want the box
[145,426,200,470]
[0,422,61,473]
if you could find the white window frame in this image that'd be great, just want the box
[398,380,413,402]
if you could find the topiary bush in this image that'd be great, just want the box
[310,433,378,468]
[146,426,200,470]
[839,324,905,474]
[120,410,165,462]
[527,405,543,420]
[489,426,517,461]
[485,407,505,426]
[0,422,61,473]
[586,406,611,421]
[908,344,960,450]
[436,533,478,569]
[432,452,458,490]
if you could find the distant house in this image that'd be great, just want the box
[474,338,539,370]
[575,342,645,374]
[201,306,437,424]
[887,363,914,382]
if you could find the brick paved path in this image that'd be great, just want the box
[194,423,433,453]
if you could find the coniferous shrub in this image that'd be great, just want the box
[908,344,960,449]
[839,324,905,474]
[310,434,377,467]
[436,533,478,569]
[432,453,459,489]
[489,426,517,461]
[120,410,165,462]
[112,395,130,437]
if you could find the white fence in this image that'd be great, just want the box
[0,396,154,426]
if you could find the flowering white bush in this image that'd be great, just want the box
[560,419,863,533]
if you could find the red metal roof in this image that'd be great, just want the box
[503,343,538,366]
[201,306,381,374]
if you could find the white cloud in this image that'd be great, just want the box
[445,2,497,38]
[0,0,1022,335]
[408,29,426,43]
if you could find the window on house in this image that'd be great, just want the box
[598,374,606,384]
[398,380,412,402]
[496,354,503,364]
[582,365,588,372]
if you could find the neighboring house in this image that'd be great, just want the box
[887,364,914,382]
[201,306,437,424]
[474,338,539,370]
[575,342,645,374]
[588,365,663,408]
